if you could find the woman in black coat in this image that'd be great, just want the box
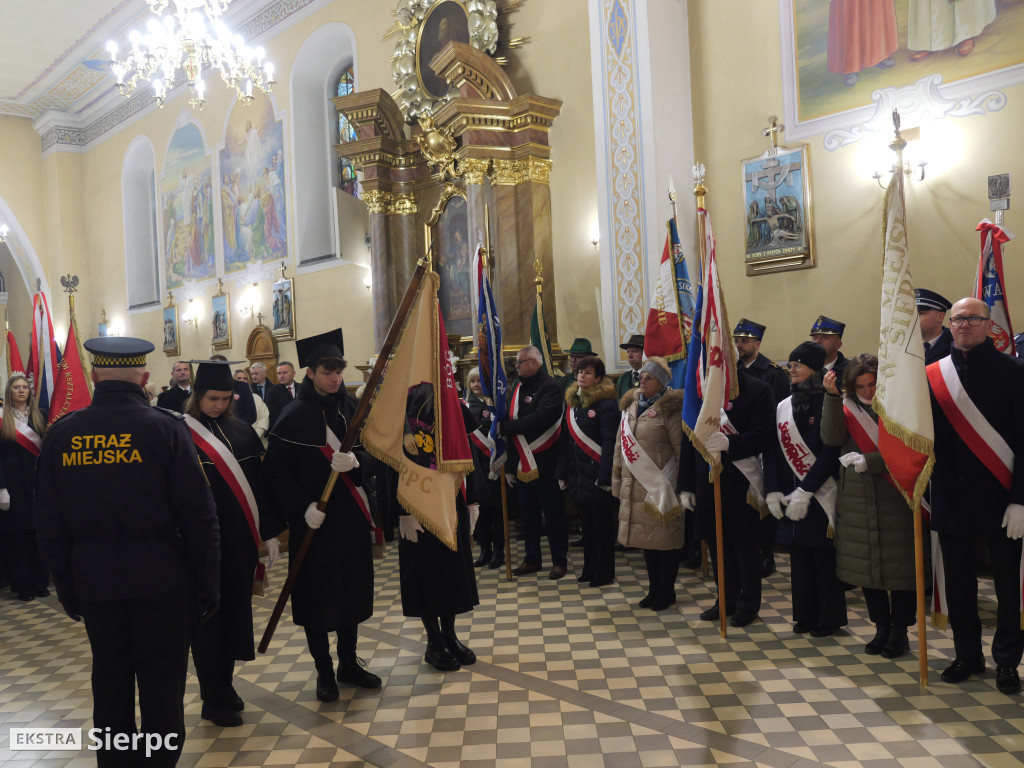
[0,374,48,601]
[765,342,846,636]
[556,357,619,587]
[464,367,504,568]
[184,362,284,726]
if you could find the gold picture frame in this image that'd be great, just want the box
[211,281,231,350]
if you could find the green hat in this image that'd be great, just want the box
[566,338,595,356]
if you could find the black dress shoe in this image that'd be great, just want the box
[548,565,567,580]
[576,572,594,583]
[941,655,985,683]
[996,666,1021,694]
[35,588,51,598]
[512,561,541,576]
[864,625,890,655]
[425,641,461,672]
[760,555,776,579]
[487,554,505,569]
[699,603,734,621]
[201,702,243,727]
[474,551,492,568]
[226,685,244,711]
[589,577,614,588]
[729,609,758,628]
[683,552,702,570]
[338,658,382,689]
[793,622,811,634]
[315,671,339,702]
[637,591,658,609]
[649,593,676,611]
[880,626,909,659]
[570,538,584,547]
[809,625,837,638]
[443,635,476,666]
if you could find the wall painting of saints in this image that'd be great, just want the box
[161,121,216,290]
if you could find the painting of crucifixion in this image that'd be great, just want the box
[741,144,813,275]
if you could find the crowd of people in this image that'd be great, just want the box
[3,286,1023,766]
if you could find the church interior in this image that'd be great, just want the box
[3,0,1024,765]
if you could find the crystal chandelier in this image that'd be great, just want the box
[106,0,275,110]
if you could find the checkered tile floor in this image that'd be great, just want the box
[2,539,1023,767]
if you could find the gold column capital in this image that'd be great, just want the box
[389,194,418,215]
[462,158,491,185]
[490,159,529,186]
[527,157,552,185]
[363,189,393,215]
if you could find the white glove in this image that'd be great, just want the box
[505,473,516,488]
[264,537,280,569]
[468,504,480,534]
[304,502,326,529]
[558,479,567,491]
[399,515,424,543]
[678,491,696,512]
[784,488,812,521]
[839,452,868,473]
[704,431,729,453]
[331,451,359,473]
[0,488,9,511]
[766,491,785,520]
[1002,503,1024,540]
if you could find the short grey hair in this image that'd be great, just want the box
[518,345,543,363]
[250,362,267,373]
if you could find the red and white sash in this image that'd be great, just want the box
[469,426,494,457]
[184,414,265,582]
[0,408,42,457]
[319,426,383,547]
[510,382,561,482]
[720,409,765,513]
[927,356,1014,491]
[619,410,680,522]
[776,396,837,530]
[567,407,602,463]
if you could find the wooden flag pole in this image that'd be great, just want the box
[889,110,928,686]
[694,166,727,639]
[258,255,431,654]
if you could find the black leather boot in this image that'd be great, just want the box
[474,548,492,567]
[315,663,339,702]
[440,614,476,665]
[864,624,890,655]
[423,616,460,671]
[880,624,909,659]
[337,655,382,689]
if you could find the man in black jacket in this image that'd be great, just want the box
[36,337,220,767]
[929,297,1024,695]
[266,361,298,428]
[501,345,568,579]
[155,360,192,412]
[809,315,849,379]
[917,288,954,364]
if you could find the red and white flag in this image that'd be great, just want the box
[973,218,1015,355]
[874,175,934,511]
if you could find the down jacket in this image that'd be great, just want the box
[556,378,619,506]
[612,388,685,551]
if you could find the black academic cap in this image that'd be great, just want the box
[83,337,155,368]
[296,328,345,370]
[189,360,241,391]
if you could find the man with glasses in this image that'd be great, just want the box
[927,297,1024,695]
[917,288,953,364]
[501,346,569,579]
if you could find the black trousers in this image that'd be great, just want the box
[474,502,505,556]
[2,530,48,594]
[579,496,618,582]
[642,548,681,598]
[304,622,359,671]
[862,587,916,628]
[80,588,189,768]
[190,599,235,707]
[939,531,1024,667]
[790,546,848,629]
[705,530,762,614]
[517,475,568,567]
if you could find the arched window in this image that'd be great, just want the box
[122,137,161,309]
[336,65,359,199]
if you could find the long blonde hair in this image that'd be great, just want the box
[1,375,47,441]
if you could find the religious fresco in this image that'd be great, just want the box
[790,0,1024,123]
[219,96,288,273]
[434,194,472,337]
[160,122,216,290]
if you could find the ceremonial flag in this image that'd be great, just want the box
[361,271,474,551]
[530,287,556,377]
[644,219,696,389]
[681,207,738,478]
[973,218,1016,355]
[1,328,25,393]
[47,311,92,425]
[474,246,508,478]
[29,292,59,411]
[874,175,934,511]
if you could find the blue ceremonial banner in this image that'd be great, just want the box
[671,218,695,389]
[681,281,704,433]
[475,247,508,477]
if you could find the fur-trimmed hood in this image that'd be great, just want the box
[566,377,618,408]
[619,386,684,415]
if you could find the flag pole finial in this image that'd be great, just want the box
[692,163,707,209]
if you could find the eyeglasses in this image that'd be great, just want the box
[514,358,537,367]
[949,315,989,327]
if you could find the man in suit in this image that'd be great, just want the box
[267,361,298,427]
[918,288,954,364]
[250,362,270,400]
[155,360,192,412]
[615,334,645,399]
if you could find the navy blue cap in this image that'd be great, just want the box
[915,288,952,312]
[733,318,766,340]
[809,315,845,338]
[296,328,345,370]
[83,337,155,368]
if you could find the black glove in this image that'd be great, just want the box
[62,600,82,622]
[198,588,220,623]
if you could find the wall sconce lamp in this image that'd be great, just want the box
[363,273,372,292]
[0,224,8,242]
[590,228,600,253]
[239,282,260,318]
[871,125,927,189]
[183,298,200,330]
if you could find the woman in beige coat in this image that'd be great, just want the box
[613,357,685,610]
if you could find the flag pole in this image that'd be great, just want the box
[258,254,432,654]
[889,110,929,686]
[482,204,513,582]
[694,165,727,639]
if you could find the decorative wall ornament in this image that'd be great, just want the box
[389,0,500,122]
[271,266,295,340]
[363,190,392,215]
[163,293,180,356]
[741,143,814,274]
[390,194,418,215]
[489,159,529,186]
[822,74,1005,151]
[461,158,491,185]
[211,280,231,350]
[527,157,551,184]
[416,115,461,178]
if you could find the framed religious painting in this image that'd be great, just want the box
[211,286,231,350]
[271,276,295,340]
[427,183,472,338]
[162,297,179,356]
[740,143,814,275]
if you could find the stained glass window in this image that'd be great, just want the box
[336,66,359,198]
